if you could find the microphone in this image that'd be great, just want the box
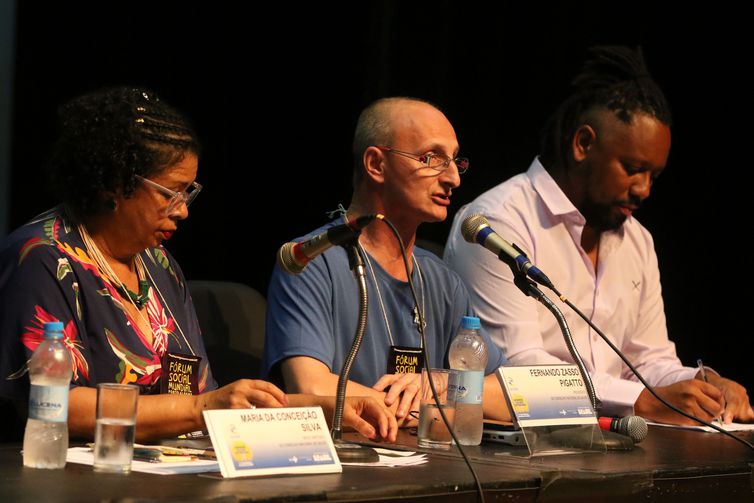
[461,213,555,290]
[598,415,648,444]
[277,215,376,274]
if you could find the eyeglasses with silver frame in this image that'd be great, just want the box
[375,145,469,174]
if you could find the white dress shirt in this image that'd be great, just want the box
[445,158,698,416]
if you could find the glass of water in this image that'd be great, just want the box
[93,383,138,473]
[417,368,457,449]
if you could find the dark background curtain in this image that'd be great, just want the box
[7,2,751,391]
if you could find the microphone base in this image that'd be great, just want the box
[334,440,379,462]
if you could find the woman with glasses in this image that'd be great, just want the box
[0,87,396,443]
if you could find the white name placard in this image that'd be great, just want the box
[203,407,341,478]
[496,365,597,428]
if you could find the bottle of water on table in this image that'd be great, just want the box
[23,321,72,469]
[448,316,488,445]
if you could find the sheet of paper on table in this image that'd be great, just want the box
[340,448,427,467]
[648,421,754,433]
[66,447,220,475]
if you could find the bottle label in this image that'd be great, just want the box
[28,384,69,422]
[454,370,484,404]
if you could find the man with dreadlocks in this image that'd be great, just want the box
[445,46,753,425]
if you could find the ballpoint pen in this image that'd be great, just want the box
[697,358,723,425]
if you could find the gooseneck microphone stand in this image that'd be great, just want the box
[555,294,754,450]
[514,252,754,450]
[464,213,754,450]
[506,252,754,450]
[330,239,379,462]
[510,269,601,413]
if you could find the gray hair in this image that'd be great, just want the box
[351,97,437,189]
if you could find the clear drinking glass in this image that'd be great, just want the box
[93,383,139,473]
[417,368,457,449]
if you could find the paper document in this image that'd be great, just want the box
[648,421,754,433]
[340,448,427,467]
[66,447,220,475]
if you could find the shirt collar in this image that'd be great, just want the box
[526,157,627,243]
[526,157,583,222]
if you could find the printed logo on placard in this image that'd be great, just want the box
[511,393,529,416]
[230,440,254,468]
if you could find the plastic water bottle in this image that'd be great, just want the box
[23,321,72,469]
[448,316,488,445]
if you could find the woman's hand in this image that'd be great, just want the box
[197,379,289,411]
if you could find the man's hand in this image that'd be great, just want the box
[341,396,399,442]
[634,379,724,425]
[372,373,422,424]
[703,373,754,423]
[291,395,398,442]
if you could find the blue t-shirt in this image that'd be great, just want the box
[263,220,506,388]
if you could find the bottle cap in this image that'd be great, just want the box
[43,321,65,339]
[461,316,481,330]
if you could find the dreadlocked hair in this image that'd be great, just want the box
[540,46,672,169]
[49,86,201,219]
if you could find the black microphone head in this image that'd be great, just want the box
[277,241,306,274]
[617,416,648,443]
[461,213,489,243]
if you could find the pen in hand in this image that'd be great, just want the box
[697,358,723,425]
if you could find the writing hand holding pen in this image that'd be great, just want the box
[696,359,723,424]
[696,359,754,424]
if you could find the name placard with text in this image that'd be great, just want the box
[203,407,341,478]
[496,365,597,428]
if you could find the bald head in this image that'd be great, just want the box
[351,97,442,189]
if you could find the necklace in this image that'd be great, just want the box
[78,224,151,310]
[117,278,150,310]
[359,244,426,347]
[340,211,428,345]
[78,222,196,356]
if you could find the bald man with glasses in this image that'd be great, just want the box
[263,97,510,425]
